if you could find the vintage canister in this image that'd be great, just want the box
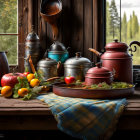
[24,26,41,72]
[37,58,58,80]
[64,52,92,81]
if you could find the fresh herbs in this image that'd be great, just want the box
[73,81,133,90]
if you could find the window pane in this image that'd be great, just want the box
[0,0,18,33]
[0,36,17,64]
[106,0,120,43]
[106,0,140,65]
[121,0,140,65]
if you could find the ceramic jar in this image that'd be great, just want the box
[85,62,113,85]
[0,52,9,86]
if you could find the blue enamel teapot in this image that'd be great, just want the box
[44,41,69,63]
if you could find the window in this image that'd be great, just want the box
[106,0,140,65]
[0,0,18,65]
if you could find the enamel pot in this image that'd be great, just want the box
[85,62,113,86]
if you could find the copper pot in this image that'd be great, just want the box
[89,39,140,84]
[85,62,113,86]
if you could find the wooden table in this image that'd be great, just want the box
[0,87,140,131]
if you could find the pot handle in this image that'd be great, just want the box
[129,41,140,56]
[88,48,102,57]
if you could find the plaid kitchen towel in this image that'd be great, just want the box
[37,93,127,140]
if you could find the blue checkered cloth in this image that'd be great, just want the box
[37,93,127,140]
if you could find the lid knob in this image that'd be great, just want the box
[75,52,81,58]
[113,39,118,43]
[95,62,102,68]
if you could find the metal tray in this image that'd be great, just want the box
[53,83,135,99]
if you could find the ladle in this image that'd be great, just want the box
[40,0,62,40]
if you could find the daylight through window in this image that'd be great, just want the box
[0,0,18,65]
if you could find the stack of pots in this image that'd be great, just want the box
[24,26,41,72]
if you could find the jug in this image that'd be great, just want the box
[0,52,9,85]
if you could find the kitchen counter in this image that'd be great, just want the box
[0,87,140,131]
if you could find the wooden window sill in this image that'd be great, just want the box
[0,87,140,130]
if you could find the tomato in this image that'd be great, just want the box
[1,73,26,88]
[27,73,35,82]
[64,76,75,84]
[30,79,40,87]
[1,86,13,98]
[23,72,30,77]
[18,88,29,97]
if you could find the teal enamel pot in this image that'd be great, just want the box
[47,41,69,63]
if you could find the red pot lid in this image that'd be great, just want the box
[86,62,112,78]
[105,39,128,51]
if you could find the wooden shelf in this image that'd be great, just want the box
[0,87,140,130]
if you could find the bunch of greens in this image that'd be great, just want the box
[13,77,45,100]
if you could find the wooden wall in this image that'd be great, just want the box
[18,0,105,72]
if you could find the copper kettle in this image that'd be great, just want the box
[89,39,140,84]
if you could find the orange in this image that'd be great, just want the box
[1,86,13,98]
[27,73,35,82]
[18,88,29,97]
[30,79,40,87]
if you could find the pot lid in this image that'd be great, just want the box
[26,26,40,42]
[49,41,67,52]
[64,52,91,67]
[105,39,128,51]
[37,58,57,67]
[86,62,112,76]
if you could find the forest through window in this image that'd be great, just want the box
[106,0,140,65]
[0,0,18,65]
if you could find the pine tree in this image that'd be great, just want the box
[109,0,120,39]
[132,11,139,37]
[127,15,132,39]
[121,12,127,42]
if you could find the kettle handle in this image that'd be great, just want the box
[88,48,102,57]
[129,41,140,56]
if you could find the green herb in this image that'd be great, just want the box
[22,86,43,100]
[34,70,44,82]
[13,77,30,99]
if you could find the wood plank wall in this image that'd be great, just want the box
[18,0,105,72]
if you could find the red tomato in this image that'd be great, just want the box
[23,72,30,77]
[64,76,75,84]
[1,73,26,88]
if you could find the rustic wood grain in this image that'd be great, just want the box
[84,0,93,61]
[0,88,140,130]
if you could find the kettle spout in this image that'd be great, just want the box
[88,48,102,57]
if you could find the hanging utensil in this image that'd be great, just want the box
[40,0,62,40]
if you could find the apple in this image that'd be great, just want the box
[23,72,30,77]
[1,73,26,88]
[64,76,75,84]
